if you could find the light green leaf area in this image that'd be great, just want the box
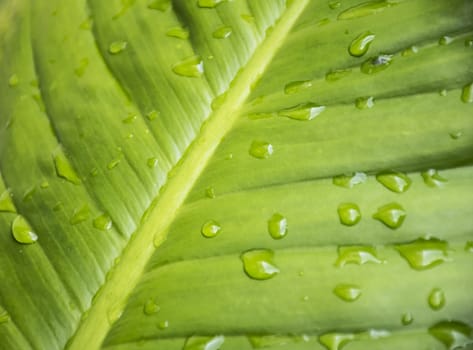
[0,0,472,349]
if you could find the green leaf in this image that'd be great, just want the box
[1,0,472,349]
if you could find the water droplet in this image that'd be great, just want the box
[319,332,355,350]
[93,214,112,231]
[372,202,406,229]
[449,130,463,140]
[465,241,473,253]
[395,237,449,270]
[143,299,160,315]
[401,45,418,56]
[439,89,448,96]
[328,0,341,9]
[249,141,273,159]
[53,149,81,185]
[166,27,189,40]
[147,0,170,11]
[333,283,362,302]
[401,312,413,325]
[107,159,121,170]
[466,38,473,47]
[355,96,375,109]
[183,335,225,350]
[439,36,453,45]
[147,157,158,169]
[0,190,16,213]
[267,213,288,239]
[361,54,393,74]
[197,0,224,8]
[284,80,312,95]
[74,58,89,77]
[241,14,255,24]
[325,69,352,82]
[0,309,10,324]
[79,16,93,30]
[8,74,19,87]
[332,172,367,188]
[376,171,411,193]
[122,113,137,124]
[338,0,399,20]
[172,55,204,78]
[428,288,445,310]
[421,169,447,187]
[335,245,384,267]
[241,249,279,280]
[40,181,49,189]
[11,215,38,244]
[205,187,215,199]
[70,204,90,225]
[22,187,36,202]
[348,31,375,57]
[212,25,232,39]
[428,320,473,350]
[278,103,325,121]
[461,82,473,103]
[158,320,169,329]
[337,203,361,226]
[201,220,221,238]
[108,41,128,54]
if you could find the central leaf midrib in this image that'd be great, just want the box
[66,1,311,349]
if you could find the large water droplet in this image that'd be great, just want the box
[278,103,325,121]
[0,190,16,213]
[372,202,406,229]
[338,0,399,20]
[428,321,473,350]
[147,0,170,11]
[349,31,375,57]
[93,214,112,231]
[395,237,449,270]
[421,169,447,187]
[241,249,279,280]
[428,288,445,310]
[337,203,361,226]
[183,335,225,350]
[267,213,288,239]
[249,141,273,159]
[284,80,312,95]
[212,25,232,39]
[335,246,384,267]
[401,312,413,325]
[201,220,221,238]
[319,332,355,350]
[53,150,81,185]
[11,215,38,244]
[376,171,412,193]
[355,96,375,109]
[108,41,128,54]
[332,172,367,188]
[361,54,393,74]
[70,204,90,225]
[333,283,362,302]
[143,298,160,315]
[166,27,189,40]
[461,82,473,103]
[172,55,204,77]
[325,69,352,82]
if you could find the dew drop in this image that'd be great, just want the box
[0,190,16,213]
[328,0,341,9]
[22,187,36,202]
[40,180,49,189]
[197,0,224,8]
[122,113,137,124]
[335,245,384,267]
[465,241,473,253]
[74,58,89,77]
[401,45,418,56]
[372,202,406,229]
[70,204,90,225]
[355,96,375,109]
[428,320,473,350]
[278,103,325,121]
[338,0,399,20]
[158,320,169,329]
[146,110,159,121]
[143,299,160,315]
[319,332,355,350]
[108,41,128,54]
[461,82,473,103]
[348,31,375,57]
[93,214,112,231]
[439,89,448,96]
[395,237,449,270]
[172,55,204,78]
[249,141,273,159]
[267,213,288,239]
[241,249,279,280]
[449,131,463,140]
[332,172,367,188]
[337,203,361,226]
[11,215,38,244]
[211,93,227,110]
[0,309,10,324]
[79,17,93,30]
[212,25,232,39]
[428,288,445,310]
[205,187,215,199]
[421,169,447,187]
[8,74,19,87]
[201,220,221,238]
[183,335,225,350]
[325,69,352,82]
[376,171,411,193]
[361,54,393,75]
[241,14,255,24]
[466,38,473,47]
[333,283,362,302]
[147,157,158,169]
[284,80,312,95]
[401,312,413,325]
[439,36,453,45]
[147,0,170,11]
[53,150,81,185]
[107,159,121,170]
[166,27,189,40]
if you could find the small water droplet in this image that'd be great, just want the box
[147,0,170,11]
[284,80,312,95]
[278,103,325,121]
[401,45,419,56]
[241,14,255,24]
[465,38,473,47]
[79,16,93,30]
[361,54,393,74]
[461,82,473,103]
[421,169,447,187]
[372,202,406,229]
[428,288,445,310]
[465,241,473,253]
[122,113,137,124]
[439,89,448,96]
[93,214,112,231]
[172,55,204,77]
[241,249,279,280]
[183,335,225,350]
[319,332,355,350]
[449,131,463,140]
[428,320,473,350]
[8,74,19,87]
[22,187,36,202]
[143,299,160,315]
[337,203,361,226]
[338,0,399,20]
[0,190,16,213]
[197,0,224,8]
[335,245,384,267]
[39,180,49,189]
[107,159,121,170]
[205,187,215,199]
[166,27,189,40]
[333,172,367,188]
[201,220,221,238]
[147,157,158,169]
[267,213,288,239]
[328,0,341,9]
[158,320,169,329]
[325,69,352,82]
[249,141,273,159]
[317,18,331,26]
[333,283,362,302]
[11,215,38,244]
[212,25,232,39]
[108,41,128,54]
[376,171,411,193]
[53,150,81,185]
[70,204,90,225]
[74,58,89,77]
[211,92,227,110]
[348,31,375,57]
[401,312,413,325]
[0,309,10,324]
[439,36,453,45]
[355,96,375,109]
[395,237,449,270]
